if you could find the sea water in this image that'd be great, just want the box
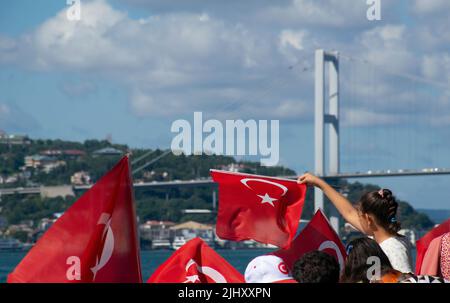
[0,249,274,283]
[0,248,417,283]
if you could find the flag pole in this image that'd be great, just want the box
[126,153,143,283]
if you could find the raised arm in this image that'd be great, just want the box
[298,173,364,232]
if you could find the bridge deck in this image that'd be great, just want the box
[1,168,449,195]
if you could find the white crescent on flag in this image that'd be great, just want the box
[91,213,115,280]
[184,259,227,283]
[318,240,345,271]
[240,178,289,207]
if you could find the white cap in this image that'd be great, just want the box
[244,255,295,283]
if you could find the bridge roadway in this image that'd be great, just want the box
[1,168,450,196]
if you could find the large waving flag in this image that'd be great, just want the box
[147,237,244,283]
[8,156,142,283]
[416,218,450,274]
[273,209,346,271]
[210,170,306,249]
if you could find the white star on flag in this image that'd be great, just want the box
[257,193,278,207]
[183,275,200,283]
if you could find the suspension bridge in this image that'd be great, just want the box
[1,49,449,214]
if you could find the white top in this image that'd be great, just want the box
[244,255,294,283]
[379,236,413,273]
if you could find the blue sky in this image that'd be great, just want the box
[0,0,450,210]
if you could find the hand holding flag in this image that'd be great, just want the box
[210,170,307,249]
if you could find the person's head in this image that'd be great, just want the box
[245,255,297,283]
[357,188,401,236]
[292,251,340,283]
[341,237,393,283]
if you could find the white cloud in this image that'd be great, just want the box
[0,102,41,132]
[342,109,400,126]
[1,0,449,127]
[279,30,307,51]
[260,0,370,28]
[60,81,98,97]
[356,25,416,74]
[422,54,450,81]
[413,0,450,14]
[0,103,10,116]
[1,0,288,118]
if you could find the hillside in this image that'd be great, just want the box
[0,138,435,240]
[417,209,450,225]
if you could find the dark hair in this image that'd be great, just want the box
[358,188,401,234]
[292,251,340,283]
[340,237,393,283]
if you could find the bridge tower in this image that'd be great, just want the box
[314,49,340,212]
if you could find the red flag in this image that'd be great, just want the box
[416,218,450,274]
[147,237,244,283]
[8,156,142,283]
[273,209,346,271]
[210,169,306,249]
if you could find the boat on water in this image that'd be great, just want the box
[151,239,171,250]
[0,238,31,252]
[171,236,216,250]
[171,236,187,250]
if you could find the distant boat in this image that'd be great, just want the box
[171,236,187,250]
[0,238,30,252]
[151,239,171,250]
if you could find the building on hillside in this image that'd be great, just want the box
[38,217,57,232]
[5,224,34,242]
[33,215,61,243]
[169,221,214,249]
[218,163,248,172]
[40,186,74,198]
[40,149,86,158]
[63,149,86,158]
[0,216,8,229]
[42,160,66,173]
[4,174,19,184]
[70,171,92,185]
[399,229,417,246]
[40,150,63,156]
[139,220,175,249]
[25,155,56,169]
[93,147,123,156]
[24,155,65,173]
[0,131,31,145]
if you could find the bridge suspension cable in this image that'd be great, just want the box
[132,150,172,175]
[339,50,449,174]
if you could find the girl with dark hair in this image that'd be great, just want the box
[341,237,448,283]
[341,237,393,283]
[298,173,413,273]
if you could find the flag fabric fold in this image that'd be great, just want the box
[8,156,142,283]
[416,218,450,275]
[273,209,347,271]
[147,237,244,283]
[210,169,307,249]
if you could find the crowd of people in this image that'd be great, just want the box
[244,173,449,283]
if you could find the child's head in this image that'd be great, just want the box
[357,188,401,236]
[340,237,393,283]
[292,251,340,283]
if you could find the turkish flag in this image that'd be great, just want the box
[273,209,346,271]
[8,156,142,283]
[210,169,306,249]
[147,237,244,283]
[416,218,450,274]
